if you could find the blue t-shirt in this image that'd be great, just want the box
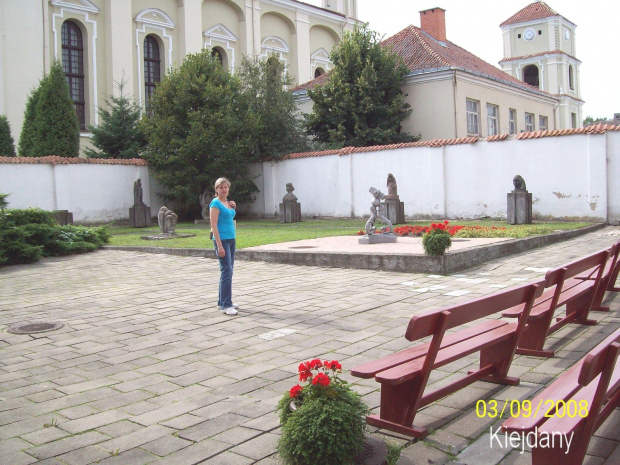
[209,198,236,239]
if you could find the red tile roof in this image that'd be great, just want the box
[282,125,620,159]
[500,1,572,27]
[0,156,148,165]
[499,50,580,64]
[293,25,549,98]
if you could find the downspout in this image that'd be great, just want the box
[42,0,48,71]
[452,70,458,138]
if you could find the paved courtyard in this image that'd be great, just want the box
[1,227,619,465]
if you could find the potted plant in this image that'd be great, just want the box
[422,220,453,255]
[276,359,369,465]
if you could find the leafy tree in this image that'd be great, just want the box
[19,61,80,157]
[306,24,416,147]
[238,55,308,160]
[0,115,16,157]
[85,79,147,159]
[18,87,41,156]
[583,115,607,126]
[141,50,259,212]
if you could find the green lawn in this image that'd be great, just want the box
[106,218,592,249]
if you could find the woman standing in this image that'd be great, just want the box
[210,177,238,315]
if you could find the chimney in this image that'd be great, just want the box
[420,7,446,42]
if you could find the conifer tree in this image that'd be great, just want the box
[30,61,80,157]
[0,115,16,157]
[18,87,41,156]
[85,79,146,159]
[306,24,416,147]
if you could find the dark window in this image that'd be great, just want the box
[314,67,325,78]
[211,48,223,65]
[61,21,85,130]
[523,65,539,88]
[569,65,574,91]
[144,35,161,111]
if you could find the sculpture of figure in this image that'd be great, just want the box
[133,179,144,206]
[364,187,393,235]
[283,182,298,203]
[199,189,212,220]
[158,206,178,234]
[513,175,527,192]
[386,173,398,197]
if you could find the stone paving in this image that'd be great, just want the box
[1,227,619,465]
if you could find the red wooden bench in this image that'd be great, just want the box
[502,326,620,465]
[502,249,610,358]
[351,281,544,438]
[576,241,620,311]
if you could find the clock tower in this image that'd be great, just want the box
[499,1,583,129]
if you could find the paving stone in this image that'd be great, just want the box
[229,432,279,461]
[59,409,130,434]
[178,413,249,442]
[140,434,193,456]
[95,447,158,464]
[149,439,229,464]
[56,445,111,465]
[25,431,109,460]
[96,425,174,454]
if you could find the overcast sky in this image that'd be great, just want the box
[306,0,619,120]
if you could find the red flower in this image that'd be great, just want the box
[312,373,330,387]
[323,360,342,371]
[289,384,303,398]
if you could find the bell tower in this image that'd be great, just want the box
[321,0,357,19]
[499,1,583,129]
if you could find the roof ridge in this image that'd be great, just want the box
[409,26,451,68]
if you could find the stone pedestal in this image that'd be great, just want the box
[358,233,397,244]
[507,191,532,224]
[130,205,151,228]
[279,201,301,223]
[52,210,73,225]
[384,198,405,225]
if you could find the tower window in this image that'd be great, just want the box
[523,65,539,88]
[144,35,161,111]
[61,21,85,130]
[569,65,574,91]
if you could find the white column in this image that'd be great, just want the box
[105,0,134,96]
[244,0,254,55]
[253,0,261,55]
[296,11,310,84]
[179,0,203,56]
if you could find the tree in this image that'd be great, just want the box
[0,115,16,157]
[85,79,147,159]
[306,24,416,147]
[140,50,259,213]
[583,115,607,126]
[19,61,80,158]
[238,55,308,160]
[18,87,41,156]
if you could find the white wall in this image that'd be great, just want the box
[0,162,165,223]
[248,130,620,223]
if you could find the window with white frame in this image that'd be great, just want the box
[525,112,534,132]
[539,115,548,132]
[509,109,516,135]
[466,99,480,135]
[487,104,499,136]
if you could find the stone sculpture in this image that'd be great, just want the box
[507,175,532,224]
[199,189,212,220]
[279,182,301,223]
[359,187,397,244]
[158,206,178,235]
[129,178,151,228]
[384,173,405,224]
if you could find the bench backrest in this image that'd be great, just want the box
[544,249,610,287]
[405,280,545,342]
[578,328,620,387]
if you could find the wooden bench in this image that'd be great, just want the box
[351,281,544,438]
[576,241,620,312]
[502,327,620,465]
[502,249,610,358]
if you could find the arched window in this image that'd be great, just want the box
[144,35,161,110]
[212,48,223,65]
[523,65,539,88]
[568,65,574,91]
[314,67,325,78]
[61,21,85,130]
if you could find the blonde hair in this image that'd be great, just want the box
[214,177,231,190]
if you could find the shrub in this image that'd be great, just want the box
[422,221,452,255]
[0,115,16,157]
[4,208,57,226]
[277,360,368,465]
[0,228,43,265]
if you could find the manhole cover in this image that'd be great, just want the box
[352,434,388,465]
[288,246,318,249]
[7,322,64,335]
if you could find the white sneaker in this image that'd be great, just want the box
[222,307,238,315]
[219,303,239,310]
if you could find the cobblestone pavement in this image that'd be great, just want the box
[1,227,619,465]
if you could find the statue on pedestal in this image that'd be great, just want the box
[158,206,178,235]
[365,187,393,235]
[507,175,533,224]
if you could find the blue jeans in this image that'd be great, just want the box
[214,239,235,308]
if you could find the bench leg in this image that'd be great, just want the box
[516,315,555,358]
[370,379,429,439]
[565,294,597,326]
[474,340,520,385]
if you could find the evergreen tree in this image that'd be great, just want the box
[85,79,147,159]
[238,55,308,160]
[140,50,259,212]
[0,115,16,157]
[306,24,416,147]
[18,87,41,156]
[30,61,80,157]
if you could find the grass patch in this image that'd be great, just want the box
[106,218,592,249]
